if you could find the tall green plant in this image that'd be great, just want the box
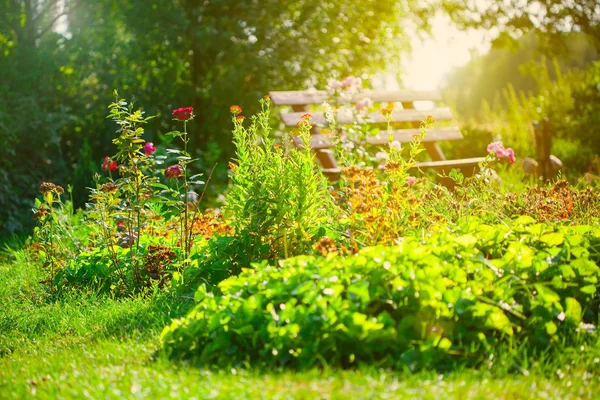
[106,95,156,282]
[225,98,334,262]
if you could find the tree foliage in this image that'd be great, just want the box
[445,0,600,52]
[0,0,425,232]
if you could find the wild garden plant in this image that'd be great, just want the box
[154,107,207,265]
[32,182,67,286]
[105,96,158,283]
[44,97,211,293]
[224,97,335,264]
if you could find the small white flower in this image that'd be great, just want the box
[341,76,363,93]
[389,140,401,150]
[375,151,389,161]
[322,101,335,125]
[187,191,198,202]
[355,97,373,112]
[327,78,342,92]
[341,141,355,150]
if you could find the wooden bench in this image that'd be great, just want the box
[269,89,485,180]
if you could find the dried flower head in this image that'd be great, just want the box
[101,182,119,193]
[33,205,49,220]
[172,107,193,121]
[39,182,64,195]
[384,161,402,172]
[314,236,338,256]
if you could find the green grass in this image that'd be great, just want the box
[3,337,599,399]
[2,242,600,399]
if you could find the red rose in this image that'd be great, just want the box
[165,164,183,179]
[101,156,117,171]
[172,107,193,121]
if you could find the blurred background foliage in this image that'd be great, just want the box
[1,0,600,233]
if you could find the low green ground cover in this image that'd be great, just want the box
[2,254,599,399]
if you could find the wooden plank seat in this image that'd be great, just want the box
[269,89,485,180]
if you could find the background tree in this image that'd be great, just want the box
[445,0,600,52]
[0,0,428,233]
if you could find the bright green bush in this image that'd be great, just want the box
[160,217,600,369]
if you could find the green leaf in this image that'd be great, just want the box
[150,182,169,190]
[514,215,536,225]
[454,234,477,247]
[581,285,596,295]
[540,232,564,247]
[564,297,582,325]
[534,284,561,305]
[545,320,557,335]
[437,337,452,351]
[472,303,513,335]
[506,242,534,267]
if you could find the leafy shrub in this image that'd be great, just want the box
[55,234,183,294]
[160,218,600,369]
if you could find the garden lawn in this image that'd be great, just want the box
[1,245,599,399]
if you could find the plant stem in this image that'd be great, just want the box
[183,120,189,262]
[187,163,217,252]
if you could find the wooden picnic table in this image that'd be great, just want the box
[269,89,485,180]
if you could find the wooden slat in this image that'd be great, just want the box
[292,127,463,150]
[281,108,453,127]
[367,127,463,145]
[269,89,441,106]
[413,157,486,169]
[320,157,486,180]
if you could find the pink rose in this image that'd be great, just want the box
[487,141,516,164]
[144,142,156,156]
